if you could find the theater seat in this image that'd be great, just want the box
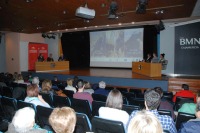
[39,93,53,107]
[176,112,196,130]
[92,101,105,117]
[74,113,92,133]
[53,95,71,108]
[91,116,125,133]
[92,93,107,102]
[174,96,194,111]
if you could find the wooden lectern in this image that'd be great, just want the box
[35,61,69,72]
[132,62,161,77]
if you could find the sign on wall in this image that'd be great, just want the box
[175,22,200,75]
[28,43,48,70]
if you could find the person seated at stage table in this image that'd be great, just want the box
[178,102,200,133]
[145,53,152,63]
[47,53,54,62]
[58,53,66,61]
[83,81,94,94]
[24,84,50,108]
[94,81,109,96]
[65,78,77,93]
[173,84,196,103]
[73,79,93,104]
[151,53,159,63]
[99,89,129,129]
[159,53,165,64]
[154,87,176,120]
[37,53,45,62]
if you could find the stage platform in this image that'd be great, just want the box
[23,68,169,91]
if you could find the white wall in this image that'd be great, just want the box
[0,35,6,72]
[45,35,59,61]
[160,24,175,75]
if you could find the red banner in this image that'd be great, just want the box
[28,43,48,70]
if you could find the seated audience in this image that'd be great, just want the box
[47,53,54,62]
[127,110,163,133]
[154,87,175,120]
[94,81,109,96]
[32,76,41,91]
[52,76,60,86]
[24,84,50,108]
[72,76,79,88]
[173,84,196,103]
[14,74,24,84]
[65,78,77,93]
[83,81,94,94]
[178,102,200,133]
[49,107,76,133]
[178,91,200,115]
[99,89,129,128]
[127,89,176,133]
[6,107,50,133]
[73,79,93,104]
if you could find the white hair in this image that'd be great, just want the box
[12,107,35,133]
[99,81,106,89]
[32,77,39,85]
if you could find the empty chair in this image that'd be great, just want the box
[122,92,135,101]
[129,98,145,109]
[17,100,35,110]
[74,113,92,133]
[63,89,74,98]
[1,86,13,98]
[1,96,17,122]
[53,95,71,107]
[92,116,125,133]
[158,109,172,118]
[176,112,196,130]
[116,87,128,93]
[39,93,53,107]
[36,105,54,131]
[71,98,92,119]
[122,104,140,115]
[174,96,194,111]
[92,101,105,117]
[92,93,107,102]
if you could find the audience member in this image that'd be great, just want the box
[173,84,196,103]
[49,107,76,133]
[99,89,129,128]
[178,102,200,133]
[52,76,60,86]
[13,72,18,81]
[127,110,163,133]
[32,76,41,91]
[65,78,77,93]
[145,53,152,63]
[38,53,45,62]
[151,53,159,63]
[154,87,175,120]
[178,91,200,115]
[83,81,94,94]
[6,107,49,133]
[94,81,109,96]
[28,73,33,83]
[72,76,79,88]
[47,53,54,62]
[58,53,65,61]
[14,74,24,84]
[127,89,176,133]
[24,84,50,108]
[73,79,93,104]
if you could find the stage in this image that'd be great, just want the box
[23,68,169,91]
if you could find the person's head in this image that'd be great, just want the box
[26,84,39,97]
[182,84,189,90]
[195,102,200,118]
[153,53,157,57]
[77,79,85,90]
[144,89,161,110]
[147,53,151,57]
[99,81,106,89]
[127,110,163,133]
[160,53,165,59]
[196,91,200,103]
[17,74,24,80]
[154,87,163,98]
[84,81,91,89]
[60,53,63,57]
[49,53,52,57]
[54,76,58,81]
[49,107,76,133]
[32,77,39,85]
[42,79,52,92]
[106,89,123,110]
[67,78,73,86]
[12,107,35,133]
[39,53,43,56]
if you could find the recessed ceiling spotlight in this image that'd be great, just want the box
[75,28,77,30]
[106,25,110,26]
[118,23,122,25]
[131,22,135,24]
[84,27,87,29]
[95,26,98,27]
[50,31,52,33]
[26,0,33,3]
[63,10,67,14]
[65,29,68,31]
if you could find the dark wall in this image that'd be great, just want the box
[61,31,90,69]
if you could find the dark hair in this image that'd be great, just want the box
[144,89,161,110]
[26,84,39,97]
[154,87,163,97]
[77,79,84,88]
[106,89,123,110]
[182,84,189,90]
[161,53,165,58]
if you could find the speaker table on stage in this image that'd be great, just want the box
[35,61,69,72]
[132,62,161,77]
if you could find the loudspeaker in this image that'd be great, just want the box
[155,20,165,32]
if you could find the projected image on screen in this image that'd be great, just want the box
[90,28,144,68]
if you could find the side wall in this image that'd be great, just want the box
[0,35,6,72]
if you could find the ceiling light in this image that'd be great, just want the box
[118,23,122,25]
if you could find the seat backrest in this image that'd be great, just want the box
[128,98,145,109]
[158,109,172,118]
[53,95,71,107]
[17,100,35,110]
[176,112,196,130]
[92,101,105,117]
[39,93,53,107]
[91,116,125,133]
[2,86,13,98]
[36,105,54,129]
[1,96,17,122]
[62,90,74,98]
[175,96,194,111]
[92,93,107,102]
[74,113,92,133]
[18,83,27,89]
[122,92,135,101]
[163,91,173,102]
[12,87,26,100]
[71,98,92,119]
[122,104,140,115]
